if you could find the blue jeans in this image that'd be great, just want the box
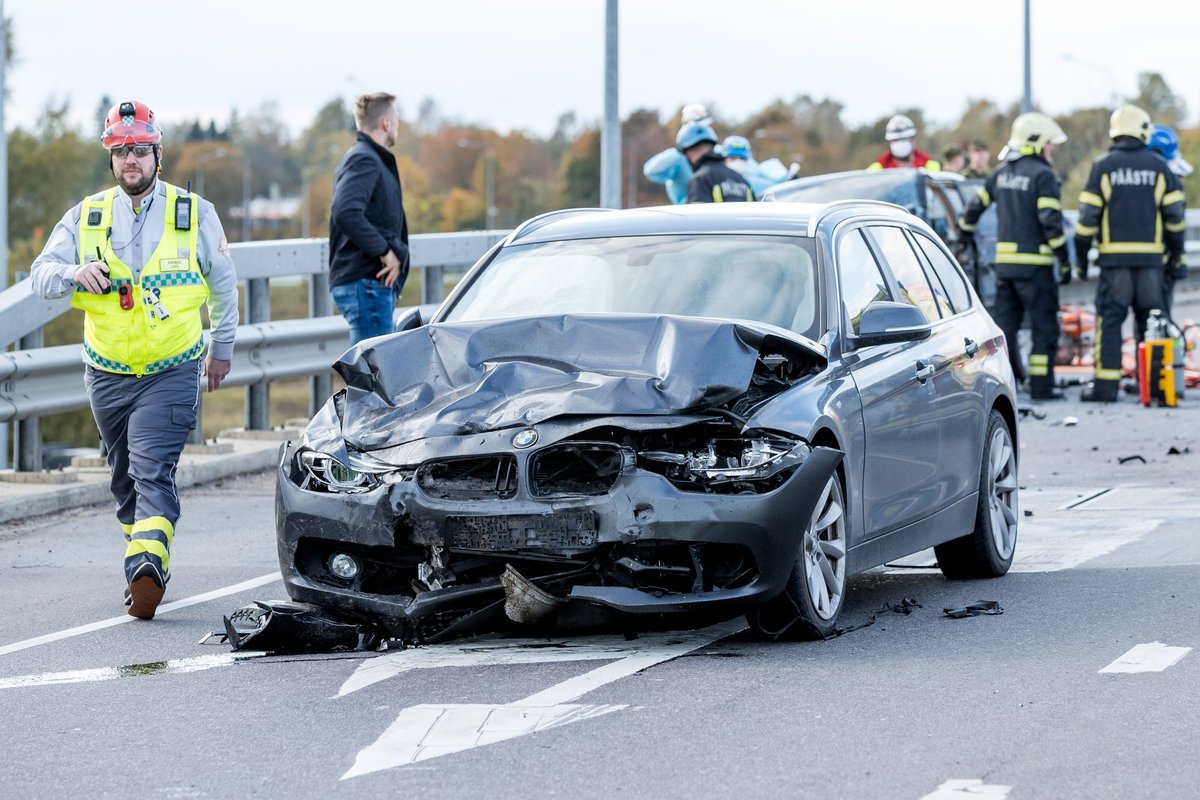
[331,278,396,344]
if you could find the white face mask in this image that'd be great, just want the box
[889,139,914,159]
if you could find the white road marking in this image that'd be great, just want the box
[0,653,259,690]
[0,571,281,657]
[340,618,746,779]
[1099,642,1192,674]
[338,634,659,698]
[883,516,1160,574]
[919,778,1012,799]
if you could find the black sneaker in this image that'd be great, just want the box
[1030,389,1065,401]
[127,562,166,620]
[123,568,168,607]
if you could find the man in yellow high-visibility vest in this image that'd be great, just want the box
[31,100,240,619]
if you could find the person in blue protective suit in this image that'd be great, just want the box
[1138,123,1193,318]
[30,99,239,619]
[643,104,713,205]
[721,135,792,196]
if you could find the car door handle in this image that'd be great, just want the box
[964,338,979,357]
[915,360,935,382]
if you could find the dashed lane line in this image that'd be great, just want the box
[0,571,282,657]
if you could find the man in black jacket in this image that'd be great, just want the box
[329,92,410,344]
[960,112,1070,400]
[681,122,753,203]
[1074,105,1186,402]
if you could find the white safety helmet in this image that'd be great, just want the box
[1109,105,1152,143]
[681,103,711,125]
[1007,112,1067,151]
[885,114,918,141]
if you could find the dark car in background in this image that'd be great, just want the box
[763,168,999,305]
[276,201,1020,643]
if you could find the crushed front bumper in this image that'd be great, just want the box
[275,441,842,633]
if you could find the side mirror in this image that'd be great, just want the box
[392,306,425,332]
[851,301,932,346]
[392,302,443,333]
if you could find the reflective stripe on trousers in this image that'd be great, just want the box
[85,359,199,582]
[1093,267,1165,386]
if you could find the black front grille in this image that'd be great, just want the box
[530,442,625,497]
[417,455,518,500]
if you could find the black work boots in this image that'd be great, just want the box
[1080,381,1119,403]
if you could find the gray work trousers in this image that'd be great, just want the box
[85,358,200,582]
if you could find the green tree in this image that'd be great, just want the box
[557,129,601,208]
[1130,72,1186,126]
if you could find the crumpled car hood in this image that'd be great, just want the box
[331,314,823,451]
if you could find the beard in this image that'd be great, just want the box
[115,164,156,197]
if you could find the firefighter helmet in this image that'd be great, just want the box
[676,121,718,151]
[101,100,162,149]
[722,135,752,160]
[884,114,917,141]
[1007,112,1067,151]
[1109,105,1151,143]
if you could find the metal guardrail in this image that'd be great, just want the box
[0,316,348,422]
[0,231,508,470]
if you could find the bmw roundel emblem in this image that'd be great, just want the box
[512,429,538,449]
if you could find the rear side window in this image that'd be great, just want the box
[865,225,943,323]
[836,229,892,334]
[913,232,971,314]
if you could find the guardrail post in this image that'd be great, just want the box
[16,326,43,471]
[308,272,332,414]
[421,264,445,305]
[245,277,270,430]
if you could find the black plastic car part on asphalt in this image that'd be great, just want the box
[266,202,1020,649]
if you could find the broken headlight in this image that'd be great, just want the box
[296,449,408,493]
[640,435,810,488]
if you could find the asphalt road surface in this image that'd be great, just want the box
[2,368,1198,798]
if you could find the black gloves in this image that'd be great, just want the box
[1167,254,1187,281]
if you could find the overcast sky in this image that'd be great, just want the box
[6,0,1198,139]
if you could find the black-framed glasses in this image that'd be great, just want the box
[110,144,156,159]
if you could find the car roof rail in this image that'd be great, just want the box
[808,199,910,236]
[506,208,613,244]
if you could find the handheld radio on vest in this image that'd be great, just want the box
[175,181,192,231]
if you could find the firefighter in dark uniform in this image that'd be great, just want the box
[960,112,1071,400]
[680,122,754,203]
[1074,105,1187,403]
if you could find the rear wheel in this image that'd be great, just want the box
[748,470,847,640]
[935,410,1018,579]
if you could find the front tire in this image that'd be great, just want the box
[749,470,848,640]
[935,410,1018,579]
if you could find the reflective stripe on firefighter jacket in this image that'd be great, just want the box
[1074,138,1186,269]
[959,151,1068,273]
[72,184,207,375]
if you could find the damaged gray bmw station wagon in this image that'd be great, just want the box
[275,201,1020,644]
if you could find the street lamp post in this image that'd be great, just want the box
[1062,53,1121,107]
[194,147,227,197]
[457,139,496,230]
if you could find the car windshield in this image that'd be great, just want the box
[769,171,919,211]
[443,234,821,339]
